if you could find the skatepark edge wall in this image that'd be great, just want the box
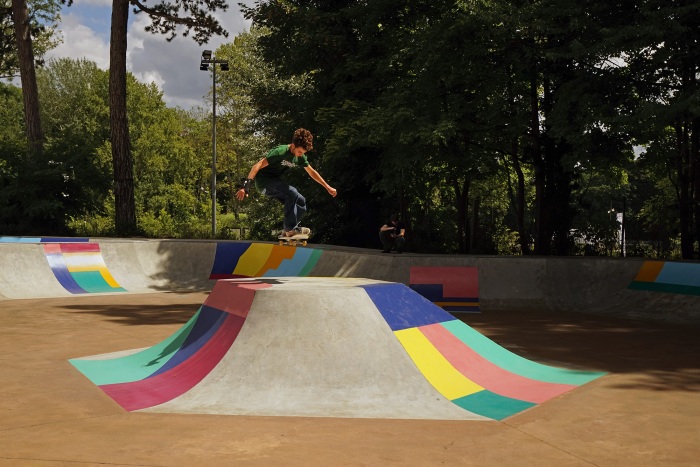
[1,239,699,324]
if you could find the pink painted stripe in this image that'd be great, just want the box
[420,323,577,404]
[203,280,271,317]
[100,312,245,411]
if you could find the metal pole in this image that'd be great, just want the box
[211,64,217,237]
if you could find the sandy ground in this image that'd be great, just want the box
[1,292,698,466]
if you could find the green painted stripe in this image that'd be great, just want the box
[69,308,200,385]
[628,281,700,296]
[452,390,536,421]
[299,249,323,276]
[71,271,125,293]
[441,320,605,386]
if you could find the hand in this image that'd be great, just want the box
[235,188,247,201]
[327,186,337,197]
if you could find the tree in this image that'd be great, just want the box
[9,0,59,159]
[107,0,228,235]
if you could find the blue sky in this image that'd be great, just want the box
[46,0,252,110]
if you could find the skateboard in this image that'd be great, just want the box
[278,233,309,247]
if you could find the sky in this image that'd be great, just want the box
[45,0,253,110]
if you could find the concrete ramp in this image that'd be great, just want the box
[70,277,604,420]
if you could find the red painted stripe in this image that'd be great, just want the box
[420,323,576,404]
[410,266,479,297]
[59,243,101,253]
[203,280,271,317]
[100,312,245,411]
[42,244,62,254]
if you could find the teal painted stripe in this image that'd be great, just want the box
[452,390,536,421]
[442,320,605,386]
[299,249,323,276]
[69,308,200,385]
[71,271,125,293]
[628,281,700,296]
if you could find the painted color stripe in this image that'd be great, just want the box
[263,247,317,277]
[259,246,296,274]
[71,271,123,293]
[633,261,664,282]
[442,320,605,385]
[59,243,101,253]
[44,251,87,294]
[149,306,228,377]
[210,242,252,278]
[69,309,200,385]
[410,266,479,297]
[420,323,576,403]
[63,252,105,272]
[655,262,700,287]
[202,280,270,317]
[362,283,456,331]
[394,327,483,400]
[98,269,123,288]
[453,390,536,421]
[628,281,700,296]
[299,249,323,276]
[233,243,274,277]
[99,312,245,411]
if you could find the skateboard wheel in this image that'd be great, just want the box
[301,241,307,246]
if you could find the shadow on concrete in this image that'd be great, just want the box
[57,293,206,326]
[459,310,700,392]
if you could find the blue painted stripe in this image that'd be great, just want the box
[263,248,316,277]
[148,305,228,377]
[45,252,87,294]
[210,243,252,277]
[656,262,700,287]
[362,283,456,331]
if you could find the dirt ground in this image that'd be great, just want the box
[1,292,698,466]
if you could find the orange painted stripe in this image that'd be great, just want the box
[258,245,296,275]
[634,261,664,282]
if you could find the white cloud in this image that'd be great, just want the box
[47,12,110,69]
[47,2,253,109]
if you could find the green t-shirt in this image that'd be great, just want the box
[255,144,309,189]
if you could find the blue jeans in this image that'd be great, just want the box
[261,179,307,231]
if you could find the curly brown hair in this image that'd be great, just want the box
[292,128,313,151]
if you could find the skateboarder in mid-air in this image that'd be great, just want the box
[235,128,337,238]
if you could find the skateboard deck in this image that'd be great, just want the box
[278,234,309,247]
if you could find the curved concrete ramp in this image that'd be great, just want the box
[70,277,604,420]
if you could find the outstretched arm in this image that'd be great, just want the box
[305,165,337,197]
[235,158,269,201]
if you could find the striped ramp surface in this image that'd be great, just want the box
[70,278,604,420]
[43,243,125,294]
[209,242,322,279]
[629,261,700,296]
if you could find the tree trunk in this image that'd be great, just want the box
[529,72,549,255]
[693,117,700,259]
[510,138,530,254]
[675,122,694,259]
[12,0,43,160]
[453,178,470,254]
[110,0,137,235]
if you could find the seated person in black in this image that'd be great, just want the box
[379,214,406,253]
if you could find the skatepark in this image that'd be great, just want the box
[1,238,699,465]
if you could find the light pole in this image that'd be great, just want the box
[200,50,229,237]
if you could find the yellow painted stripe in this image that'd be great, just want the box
[394,327,483,400]
[233,243,274,277]
[98,268,122,288]
[434,301,480,307]
[64,252,105,272]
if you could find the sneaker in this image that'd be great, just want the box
[295,227,311,235]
